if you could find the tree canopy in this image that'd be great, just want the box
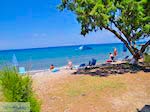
[58,0,150,60]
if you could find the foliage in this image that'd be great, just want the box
[145,45,150,54]
[0,68,40,112]
[58,0,150,60]
[144,53,150,63]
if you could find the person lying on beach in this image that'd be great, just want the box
[50,64,55,70]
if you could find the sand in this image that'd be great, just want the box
[32,69,150,112]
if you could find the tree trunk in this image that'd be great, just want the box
[103,26,150,64]
[133,53,140,63]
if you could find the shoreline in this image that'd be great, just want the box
[27,60,128,75]
[27,65,78,75]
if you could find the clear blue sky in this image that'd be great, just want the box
[0,0,121,50]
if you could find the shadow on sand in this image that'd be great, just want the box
[73,63,150,77]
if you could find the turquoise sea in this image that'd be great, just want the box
[0,43,130,71]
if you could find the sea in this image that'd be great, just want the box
[0,43,131,71]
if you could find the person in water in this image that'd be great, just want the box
[50,64,54,70]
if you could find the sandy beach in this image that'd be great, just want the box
[31,69,150,112]
[0,0,149,112]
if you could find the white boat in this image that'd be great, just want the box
[78,45,92,51]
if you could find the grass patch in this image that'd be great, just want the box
[144,53,150,63]
[94,80,125,90]
[67,89,84,97]
[65,76,125,97]
[0,68,40,112]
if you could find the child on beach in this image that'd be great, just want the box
[109,53,114,61]
[106,53,114,63]
[50,64,55,70]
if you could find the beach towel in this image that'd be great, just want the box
[51,68,59,72]
[107,60,112,63]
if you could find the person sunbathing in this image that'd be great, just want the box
[106,53,114,63]
[50,64,55,70]
[66,60,73,69]
[109,53,114,61]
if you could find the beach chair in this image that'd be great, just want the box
[75,64,86,73]
[88,58,97,66]
[86,59,97,69]
[19,67,26,74]
[75,63,86,74]
[76,59,97,73]
[79,63,86,67]
[122,56,129,61]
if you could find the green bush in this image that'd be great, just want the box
[0,68,40,112]
[144,54,150,63]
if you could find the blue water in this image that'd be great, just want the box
[0,43,130,71]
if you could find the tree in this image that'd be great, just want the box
[58,0,150,61]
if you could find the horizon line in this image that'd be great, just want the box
[0,42,123,52]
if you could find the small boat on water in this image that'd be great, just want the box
[78,45,92,51]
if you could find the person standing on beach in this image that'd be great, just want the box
[113,48,117,60]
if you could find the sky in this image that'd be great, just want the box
[0,0,121,50]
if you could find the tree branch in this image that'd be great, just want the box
[111,21,142,57]
[103,26,135,56]
[113,21,132,44]
[140,40,150,54]
[132,30,143,40]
